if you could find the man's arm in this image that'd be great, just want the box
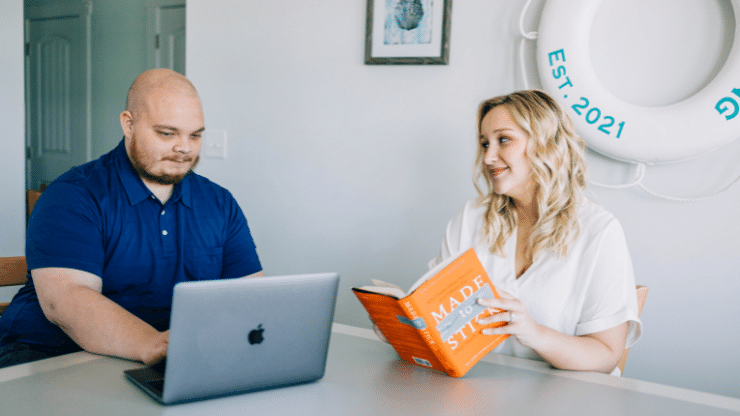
[242,271,264,278]
[32,267,168,365]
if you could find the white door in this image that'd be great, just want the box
[25,3,91,190]
[25,4,91,189]
[146,1,186,74]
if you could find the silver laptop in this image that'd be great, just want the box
[124,273,339,404]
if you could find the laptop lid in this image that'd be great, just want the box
[127,273,339,404]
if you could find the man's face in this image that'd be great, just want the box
[123,88,205,185]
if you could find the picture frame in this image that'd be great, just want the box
[364,0,452,65]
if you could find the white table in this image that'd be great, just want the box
[1,324,738,415]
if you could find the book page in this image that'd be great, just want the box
[406,248,471,295]
[353,250,470,298]
[353,285,405,299]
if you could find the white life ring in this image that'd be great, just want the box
[536,0,740,164]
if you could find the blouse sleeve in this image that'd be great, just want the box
[575,218,642,348]
[428,199,481,270]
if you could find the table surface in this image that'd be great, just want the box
[1,324,738,415]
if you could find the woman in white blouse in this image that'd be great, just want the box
[429,90,641,375]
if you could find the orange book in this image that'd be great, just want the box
[352,248,509,377]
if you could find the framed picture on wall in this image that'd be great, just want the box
[365,0,452,65]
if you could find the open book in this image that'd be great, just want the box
[352,248,509,377]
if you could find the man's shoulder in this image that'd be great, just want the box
[52,148,118,191]
[30,151,121,227]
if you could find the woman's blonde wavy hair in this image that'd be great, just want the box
[473,90,588,260]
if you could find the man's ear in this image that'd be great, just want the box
[120,110,134,137]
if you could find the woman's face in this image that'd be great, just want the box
[479,105,536,205]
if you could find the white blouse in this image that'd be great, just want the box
[429,198,642,370]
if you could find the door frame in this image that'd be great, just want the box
[145,0,186,71]
[24,1,92,190]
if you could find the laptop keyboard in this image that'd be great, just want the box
[146,378,165,396]
[145,359,167,396]
[150,359,167,374]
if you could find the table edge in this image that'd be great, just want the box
[331,323,740,412]
[1,323,737,412]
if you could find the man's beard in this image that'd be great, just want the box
[130,140,199,185]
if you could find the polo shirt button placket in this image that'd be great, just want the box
[158,201,177,255]
[161,210,168,237]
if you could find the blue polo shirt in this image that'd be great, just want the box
[0,140,262,354]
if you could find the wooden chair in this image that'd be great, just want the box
[26,184,46,224]
[616,285,649,375]
[4,187,41,314]
[0,256,28,315]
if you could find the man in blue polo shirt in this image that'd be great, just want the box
[0,69,262,368]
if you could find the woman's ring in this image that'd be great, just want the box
[509,312,515,322]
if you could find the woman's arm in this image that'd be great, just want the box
[477,291,628,373]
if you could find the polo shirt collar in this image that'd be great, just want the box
[171,175,192,208]
[114,139,193,208]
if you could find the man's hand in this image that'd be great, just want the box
[141,330,169,366]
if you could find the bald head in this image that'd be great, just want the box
[125,68,200,117]
[120,69,205,193]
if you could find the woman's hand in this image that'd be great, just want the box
[477,291,628,373]
[369,316,390,344]
[476,290,544,350]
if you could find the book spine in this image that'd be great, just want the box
[400,297,460,377]
[352,289,447,373]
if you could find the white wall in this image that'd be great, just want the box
[0,0,26,257]
[187,0,740,398]
[578,0,740,399]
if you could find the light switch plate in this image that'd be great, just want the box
[203,129,227,159]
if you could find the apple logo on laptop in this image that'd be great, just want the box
[248,324,265,345]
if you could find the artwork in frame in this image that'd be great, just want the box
[365,0,452,65]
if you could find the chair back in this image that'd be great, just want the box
[27,190,42,221]
[26,184,46,224]
[0,256,28,315]
[617,285,649,375]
